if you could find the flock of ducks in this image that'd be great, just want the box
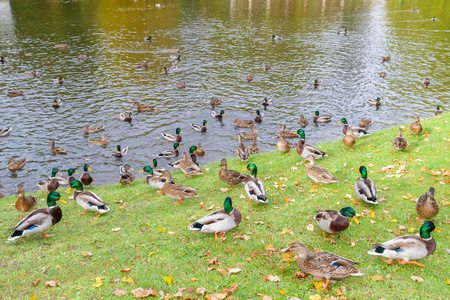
[1,31,446,291]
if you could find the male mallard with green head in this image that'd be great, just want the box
[313,111,332,123]
[190,120,208,132]
[80,164,93,186]
[161,127,183,142]
[354,166,377,205]
[243,163,267,204]
[295,129,327,159]
[66,180,110,218]
[157,143,181,158]
[315,207,358,240]
[338,118,369,138]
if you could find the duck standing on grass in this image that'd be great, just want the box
[179,152,203,178]
[315,207,358,240]
[303,155,338,185]
[276,136,291,153]
[140,166,166,193]
[80,164,93,187]
[242,163,267,204]
[66,180,110,218]
[119,164,135,187]
[7,191,67,241]
[159,170,201,205]
[393,128,408,153]
[416,187,438,222]
[410,117,423,137]
[295,129,327,159]
[219,159,247,187]
[342,127,356,151]
[15,182,38,219]
[188,197,241,239]
[354,166,377,205]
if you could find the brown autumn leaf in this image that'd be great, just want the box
[411,275,424,283]
[196,287,207,295]
[207,257,220,266]
[173,288,185,297]
[205,293,227,300]
[257,293,273,300]
[31,279,41,286]
[264,274,281,282]
[234,234,251,240]
[131,287,158,298]
[293,272,308,278]
[121,267,133,273]
[228,267,241,273]
[112,288,128,296]
[112,227,121,232]
[222,284,238,293]
[45,280,60,287]
[81,252,93,257]
[371,275,383,281]
[217,269,227,275]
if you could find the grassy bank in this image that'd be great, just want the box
[1,114,449,300]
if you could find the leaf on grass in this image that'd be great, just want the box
[219,187,230,193]
[45,280,60,287]
[428,170,441,176]
[31,279,41,286]
[217,269,227,275]
[173,288,185,297]
[265,244,276,251]
[112,227,121,232]
[30,295,37,300]
[371,275,383,281]
[280,229,291,235]
[239,194,247,199]
[93,277,103,288]
[196,287,207,295]
[222,284,238,293]
[206,204,215,210]
[279,290,286,295]
[81,252,93,257]
[313,281,323,291]
[121,267,133,273]
[293,272,308,278]
[122,277,134,283]
[234,234,251,240]
[307,224,314,231]
[445,279,450,285]
[281,252,296,263]
[257,293,272,300]
[264,274,281,282]
[131,287,152,298]
[205,293,227,300]
[163,276,174,285]
[228,267,241,274]
[411,275,424,283]
[113,288,128,296]
[309,294,322,300]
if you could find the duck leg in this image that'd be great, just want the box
[323,279,331,290]
[94,213,103,219]
[79,209,88,214]
[41,233,52,238]
[397,260,425,267]
[322,231,330,241]
[20,212,24,220]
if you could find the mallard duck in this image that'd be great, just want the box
[157,143,181,158]
[337,29,347,35]
[285,242,364,290]
[134,101,157,111]
[135,60,148,68]
[167,49,180,53]
[120,112,132,121]
[7,91,25,97]
[161,128,183,142]
[66,180,109,218]
[265,65,272,72]
[233,119,254,128]
[423,78,430,87]
[23,71,37,76]
[190,120,208,132]
[432,16,437,21]
[367,221,435,267]
[210,97,222,106]
[243,163,267,204]
[313,111,332,123]
[55,44,68,48]
[382,56,391,62]
[159,170,201,205]
[212,110,225,119]
[8,157,28,171]
[89,135,108,145]
[179,152,203,178]
[338,118,369,138]
[359,118,372,128]
[410,117,423,136]
[77,55,86,60]
[188,197,241,239]
[37,168,61,195]
[80,164,93,187]
[194,143,205,156]
[254,110,264,123]
[53,168,78,186]
[219,159,247,186]
[163,66,177,74]
[174,82,186,89]
[262,97,273,107]
[249,138,259,154]
[393,128,408,153]
[246,75,254,83]
[140,166,166,191]
[298,114,308,127]
[53,77,64,84]
[144,36,152,41]
[315,207,357,240]
[0,56,8,63]
[416,187,438,221]
[367,97,382,106]
[303,155,338,184]
[380,71,386,78]
[295,129,327,159]
[235,135,249,162]
[413,8,419,12]
[114,145,128,158]
[82,125,104,134]
[15,182,38,219]
[7,191,67,241]
[50,139,66,154]
[170,54,181,61]
[278,125,298,139]
[0,127,12,137]
[52,99,62,108]
[169,146,197,168]
[119,164,135,187]
[314,79,322,87]
[271,34,282,41]
[435,105,443,115]
[152,159,167,176]
[237,125,258,140]
[277,136,291,153]
[354,166,377,205]
[342,127,356,151]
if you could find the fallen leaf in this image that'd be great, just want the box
[265,244,276,251]
[293,272,308,278]
[197,287,207,295]
[122,277,134,284]
[307,224,314,231]
[81,251,93,257]
[121,267,133,273]
[205,293,227,300]
[371,275,383,281]
[173,288,185,297]
[31,279,41,286]
[157,227,165,232]
[219,187,230,193]
[93,277,103,288]
[132,287,151,298]
[313,281,323,291]
[428,170,441,176]
[217,269,227,275]
[228,267,241,273]
[279,289,286,295]
[222,284,238,293]
[112,288,127,296]
[30,295,37,300]
[445,279,450,285]
[411,275,424,283]
[257,293,272,300]
[45,280,60,287]
[264,274,281,282]
[163,276,174,285]
[420,167,427,172]
[234,234,251,240]
[281,252,296,263]
[309,294,322,300]
[206,204,214,210]
[112,227,121,232]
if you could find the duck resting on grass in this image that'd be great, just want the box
[416,187,438,222]
[354,166,377,205]
[66,180,110,218]
[393,128,408,153]
[315,207,358,240]
[159,170,201,205]
[242,163,267,204]
[15,182,38,220]
[367,221,435,267]
[409,117,423,137]
[303,155,338,185]
[219,159,247,187]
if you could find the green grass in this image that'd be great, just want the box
[1,114,449,300]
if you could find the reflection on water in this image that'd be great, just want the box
[1,0,449,196]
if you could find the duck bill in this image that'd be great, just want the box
[139,170,144,173]
[283,248,292,253]
[74,171,79,175]
[180,131,183,133]
[337,121,342,124]
[57,172,63,175]
[65,187,72,193]
[88,167,92,171]
[352,216,360,224]
[130,168,134,171]
[241,168,247,171]
[58,198,68,204]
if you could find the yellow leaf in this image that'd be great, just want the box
[369,211,375,218]
[121,277,134,283]
[191,278,198,282]
[281,252,296,263]
[313,281,323,291]
[279,289,286,295]
[217,269,227,274]
[280,229,290,235]
[309,294,322,300]
[444,279,450,285]
[391,219,398,223]
[163,276,174,285]
[157,227,166,232]
[92,277,103,288]
[30,296,37,300]
[420,167,427,172]
[371,275,383,281]
[407,227,415,233]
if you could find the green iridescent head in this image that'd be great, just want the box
[83,164,91,172]
[256,110,261,116]
[202,120,208,126]
[223,197,233,213]
[175,127,182,134]
[142,166,153,174]
[47,191,67,206]
[297,129,306,140]
[58,76,63,80]
[272,34,275,38]
[376,97,381,101]
[51,167,60,177]
[116,145,121,151]
[152,159,158,168]
[314,111,319,116]
[246,163,258,177]
[163,66,167,71]
[339,118,348,124]
[359,166,368,179]
[189,145,198,153]
[437,105,441,110]
[173,143,180,149]
[339,207,356,218]
[219,110,225,116]
[69,180,84,191]
[419,221,435,239]
[67,168,77,176]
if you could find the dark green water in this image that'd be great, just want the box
[1,0,449,195]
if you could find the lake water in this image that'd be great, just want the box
[1,0,449,196]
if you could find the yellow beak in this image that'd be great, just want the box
[241,168,247,171]
[180,131,183,133]
[352,216,360,224]
[130,168,134,171]
[58,198,68,204]
[74,171,79,175]
[88,167,92,171]
[223,114,226,116]
[65,187,72,193]
[178,145,183,147]
[114,148,118,151]
[337,121,341,124]
[57,172,63,175]
[205,122,209,125]
[139,170,144,173]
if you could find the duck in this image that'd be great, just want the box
[265,65,272,72]
[161,128,183,142]
[190,120,208,132]
[52,99,62,108]
[393,128,408,153]
[367,221,435,267]
[8,157,28,171]
[219,159,247,187]
[55,44,68,48]
[37,168,61,195]
[382,56,391,62]
[314,79,322,87]
[89,135,108,145]
[284,242,364,290]
[354,166,377,205]
[152,158,167,176]
[170,54,181,61]
[246,75,254,83]
[134,101,157,111]
[163,66,177,74]
[342,127,356,151]
[23,71,37,76]
[144,36,152,41]
[50,139,66,154]
[416,187,438,221]
[278,125,298,139]
[277,136,291,153]
[159,170,201,205]
[337,29,347,35]
[119,164,135,187]
[82,125,104,134]
[0,56,8,63]
[423,78,430,87]
[295,129,327,159]
[170,145,198,168]
[249,138,259,154]
[233,119,254,128]
[0,127,12,137]
[313,111,332,123]
[7,91,25,97]
[435,105,443,115]
[359,118,372,128]
[210,97,222,106]
[174,82,186,89]
[243,163,267,204]
[237,125,258,140]
[298,114,308,127]
[15,182,38,219]
[80,164,93,187]
[53,77,64,84]
[77,55,86,60]
[338,118,369,138]
[235,135,250,162]
[120,112,132,121]
[315,207,357,240]
[271,34,282,41]
[254,110,264,123]
[135,60,148,68]
[140,166,166,191]
[380,71,386,78]
[66,180,110,218]
[179,152,203,178]
[54,168,78,186]
[157,143,181,158]
[367,97,382,106]
[114,145,129,158]
[188,197,241,239]
[194,143,205,156]
[410,117,423,136]
[7,191,67,241]
[262,97,273,107]
[303,155,338,184]
[212,110,225,119]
